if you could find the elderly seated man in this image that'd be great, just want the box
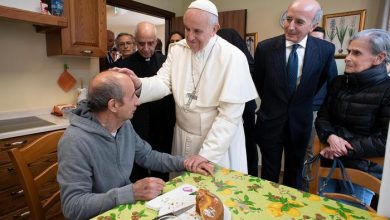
[57,71,213,220]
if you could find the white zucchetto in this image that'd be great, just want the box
[188,0,218,17]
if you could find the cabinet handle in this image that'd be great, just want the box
[3,140,28,147]
[10,189,24,196]
[7,167,15,172]
[81,50,93,54]
[14,210,30,218]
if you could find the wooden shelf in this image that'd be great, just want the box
[0,5,67,28]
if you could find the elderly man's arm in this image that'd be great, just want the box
[138,53,173,103]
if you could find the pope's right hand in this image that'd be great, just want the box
[132,177,165,201]
[110,67,142,90]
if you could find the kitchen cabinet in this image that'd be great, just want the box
[0,130,63,220]
[46,0,107,57]
[0,5,67,29]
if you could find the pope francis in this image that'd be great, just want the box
[114,0,258,174]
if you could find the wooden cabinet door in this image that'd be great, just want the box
[46,0,107,57]
[218,10,246,39]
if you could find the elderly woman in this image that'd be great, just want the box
[315,29,390,207]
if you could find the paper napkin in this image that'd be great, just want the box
[146,184,198,212]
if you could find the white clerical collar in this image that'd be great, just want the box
[193,35,218,59]
[286,35,308,49]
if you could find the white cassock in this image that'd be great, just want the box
[139,35,258,173]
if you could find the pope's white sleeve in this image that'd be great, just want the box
[139,53,173,104]
[198,102,245,163]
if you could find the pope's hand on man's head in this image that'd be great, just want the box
[110,67,142,90]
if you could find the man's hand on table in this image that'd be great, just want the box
[184,155,214,176]
[132,177,165,201]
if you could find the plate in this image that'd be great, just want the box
[160,205,231,220]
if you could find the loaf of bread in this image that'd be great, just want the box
[195,189,224,220]
[52,104,76,117]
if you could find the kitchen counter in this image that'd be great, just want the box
[0,108,69,139]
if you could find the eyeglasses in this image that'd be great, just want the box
[118,41,134,47]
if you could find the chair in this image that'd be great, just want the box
[308,136,383,212]
[7,130,65,220]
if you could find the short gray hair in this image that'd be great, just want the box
[312,8,323,25]
[115,32,134,45]
[350,29,390,64]
[88,77,124,112]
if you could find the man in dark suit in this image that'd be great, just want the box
[99,30,115,71]
[116,22,175,182]
[253,0,337,189]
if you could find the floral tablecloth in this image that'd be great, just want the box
[92,165,388,220]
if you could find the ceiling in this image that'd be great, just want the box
[106,5,165,29]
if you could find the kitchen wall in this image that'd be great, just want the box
[0,0,184,113]
[0,20,99,113]
[0,0,385,113]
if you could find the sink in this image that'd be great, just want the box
[0,116,55,133]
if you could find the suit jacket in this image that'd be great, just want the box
[254,34,337,149]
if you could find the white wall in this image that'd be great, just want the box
[0,21,99,113]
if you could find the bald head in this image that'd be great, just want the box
[88,71,134,112]
[134,22,157,58]
[135,22,157,40]
[284,0,322,43]
[289,0,322,25]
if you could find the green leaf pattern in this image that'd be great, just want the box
[92,164,387,219]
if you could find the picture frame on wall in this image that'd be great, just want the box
[323,9,366,58]
[245,32,258,58]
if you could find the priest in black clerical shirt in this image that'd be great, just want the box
[114,22,175,182]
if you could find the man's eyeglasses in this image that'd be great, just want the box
[118,41,134,47]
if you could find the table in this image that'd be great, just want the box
[92,165,388,220]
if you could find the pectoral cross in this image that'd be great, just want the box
[184,90,197,111]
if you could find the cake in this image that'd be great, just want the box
[195,189,224,220]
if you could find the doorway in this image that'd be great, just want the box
[106,0,175,42]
